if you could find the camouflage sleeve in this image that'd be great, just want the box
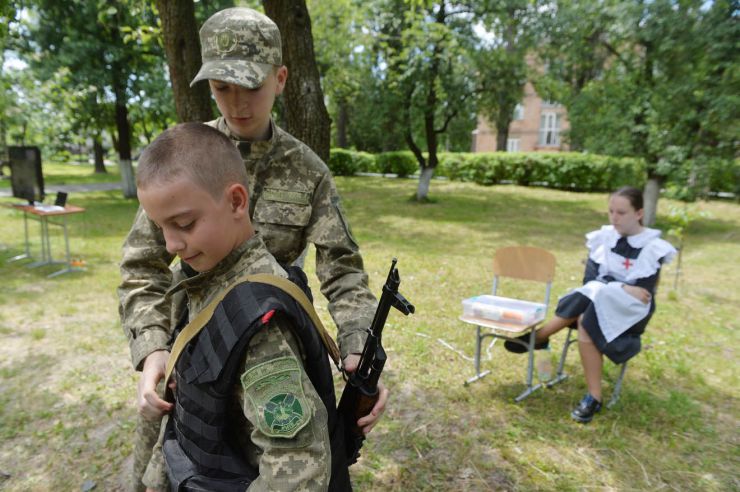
[306,171,377,357]
[239,314,331,492]
[118,206,176,370]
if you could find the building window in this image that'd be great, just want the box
[541,100,559,108]
[538,112,560,147]
[512,104,524,121]
[506,138,520,152]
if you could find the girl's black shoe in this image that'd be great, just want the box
[571,393,602,423]
[503,332,550,353]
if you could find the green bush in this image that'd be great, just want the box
[376,151,418,177]
[708,158,740,196]
[330,149,732,198]
[328,149,378,174]
[433,152,646,191]
[354,151,377,173]
[328,148,359,176]
[437,152,472,179]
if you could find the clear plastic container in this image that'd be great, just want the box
[462,295,545,324]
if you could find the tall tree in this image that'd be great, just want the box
[18,0,166,197]
[475,0,535,152]
[156,0,213,122]
[263,0,331,162]
[537,0,739,224]
[374,0,477,200]
[534,0,613,151]
[308,0,372,148]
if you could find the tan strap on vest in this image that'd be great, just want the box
[164,273,341,384]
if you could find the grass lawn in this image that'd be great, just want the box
[0,171,738,491]
[0,161,121,190]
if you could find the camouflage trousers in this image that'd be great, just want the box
[131,388,164,492]
[132,415,162,492]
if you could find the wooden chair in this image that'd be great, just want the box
[460,246,556,401]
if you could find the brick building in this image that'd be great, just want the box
[471,81,570,152]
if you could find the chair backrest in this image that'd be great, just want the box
[493,246,556,283]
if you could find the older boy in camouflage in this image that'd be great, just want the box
[119,7,386,491]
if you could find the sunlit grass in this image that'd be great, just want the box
[0,160,121,189]
[0,177,738,491]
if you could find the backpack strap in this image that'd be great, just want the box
[164,274,341,388]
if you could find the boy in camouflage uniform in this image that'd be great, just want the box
[119,7,386,490]
[137,122,350,490]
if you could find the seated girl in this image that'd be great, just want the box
[505,186,676,423]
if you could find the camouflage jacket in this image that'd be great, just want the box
[143,235,331,491]
[118,118,376,369]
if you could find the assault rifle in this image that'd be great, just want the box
[338,258,415,464]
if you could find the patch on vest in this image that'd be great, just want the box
[241,356,310,438]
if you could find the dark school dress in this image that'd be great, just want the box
[554,227,676,364]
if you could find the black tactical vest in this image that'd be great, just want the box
[163,267,351,491]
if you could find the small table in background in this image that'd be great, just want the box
[6,203,86,277]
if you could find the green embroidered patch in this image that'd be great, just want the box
[262,188,311,205]
[241,356,310,438]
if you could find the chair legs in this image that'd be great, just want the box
[464,325,544,402]
[549,327,629,407]
[547,326,577,388]
[515,328,544,401]
[607,361,628,408]
[464,326,492,385]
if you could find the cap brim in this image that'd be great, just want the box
[190,59,273,89]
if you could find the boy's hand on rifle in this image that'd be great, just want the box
[343,354,389,435]
[137,350,173,420]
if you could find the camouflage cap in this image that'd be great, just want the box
[190,8,282,89]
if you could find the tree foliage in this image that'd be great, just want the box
[1,0,735,204]
[474,0,538,152]
[536,0,739,222]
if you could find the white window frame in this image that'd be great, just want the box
[512,104,524,121]
[538,112,560,147]
[506,138,520,152]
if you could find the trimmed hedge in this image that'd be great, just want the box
[328,148,377,175]
[437,152,645,191]
[355,151,377,174]
[375,151,418,177]
[327,148,358,176]
[329,148,733,196]
[708,158,740,196]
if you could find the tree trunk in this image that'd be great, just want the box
[263,0,331,162]
[93,136,106,174]
[496,121,509,151]
[0,119,6,176]
[416,166,435,201]
[111,61,136,198]
[643,175,663,227]
[156,0,214,123]
[336,99,348,148]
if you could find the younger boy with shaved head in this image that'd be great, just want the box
[136,122,351,491]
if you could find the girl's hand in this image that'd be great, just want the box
[622,284,651,304]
